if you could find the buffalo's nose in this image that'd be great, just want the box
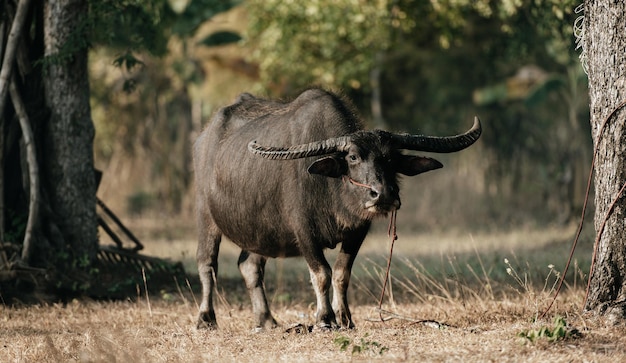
[369,187,380,201]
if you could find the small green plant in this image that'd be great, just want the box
[334,335,351,351]
[5,210,27,243]
[518,316,582,343]
[333,333,389,356]
[274,292,292,304]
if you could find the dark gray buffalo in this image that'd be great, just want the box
[193,88,481,331]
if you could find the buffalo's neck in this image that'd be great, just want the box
[314,177,373,243]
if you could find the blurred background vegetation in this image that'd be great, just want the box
[90,0,589,233]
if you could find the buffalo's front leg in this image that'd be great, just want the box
[302,246,337,330]
[238,251,277,331]
[331,238,364,329]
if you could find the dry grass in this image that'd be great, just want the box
[4,224,622,362]
[3,291,626,362]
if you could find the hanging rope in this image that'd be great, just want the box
[584,181,626,307]
[341,175,399,321]
[378,209,398,322]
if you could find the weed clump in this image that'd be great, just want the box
[518,316,583,343]
[334,333,389,356]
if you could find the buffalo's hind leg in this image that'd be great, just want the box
[196,209,222,329]
[238,250,277,331]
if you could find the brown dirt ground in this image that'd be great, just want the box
[2,289,626,363]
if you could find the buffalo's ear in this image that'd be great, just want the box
[396,155,443,176]
[308,156,346,178]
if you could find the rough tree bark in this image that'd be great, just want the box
[41,0,97,266]
[584,0,626,318]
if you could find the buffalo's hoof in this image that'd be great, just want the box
[314,322,339,332]
[252,314,278,332]
[196,312,218,330]
[340,322,356,330]
[197,320,218,330]
[285,323,313,334]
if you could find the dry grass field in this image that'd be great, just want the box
[3,223,626,362]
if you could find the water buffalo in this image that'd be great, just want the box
[193,88,481,331]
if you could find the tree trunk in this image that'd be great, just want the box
[584,0,626,318]
[41,0,97,267]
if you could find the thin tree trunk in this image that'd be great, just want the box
[0,0,31,119]
[0,17,4,244]
[584,0,626,318]
[9,75,38,265]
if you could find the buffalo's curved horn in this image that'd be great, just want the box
[248,136,352,160]
[390,116,482,153]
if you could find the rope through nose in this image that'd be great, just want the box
[342,175,373,190]
[342,175,398,321]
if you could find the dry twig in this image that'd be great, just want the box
[366,308,455,329]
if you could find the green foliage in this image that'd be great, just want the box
[112,51,146,72]
[34,1,91,70]
[420,0,579,57]
[334,333,389,356]
[170,0,240,36]
[5,210,27,243]
[88,0,173,56]
[52,250,100,293]
[37,0,175,70]
[518,316,582,343]
[89,0,240,56]
[111,51,146,92]
[371,0,590,225]
[89,0,242,214]
[246,0,413,92]
[198,31,242,47]
[274,292,292,304]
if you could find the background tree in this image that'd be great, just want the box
[583,0,626,318]
[89,0,243,215]
[245,0,413,127]
[390,0,588,225]
[244,0,589,227]
[1,0,97,290]
[0,0,239,294]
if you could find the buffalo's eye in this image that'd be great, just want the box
[348,154,359,163]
